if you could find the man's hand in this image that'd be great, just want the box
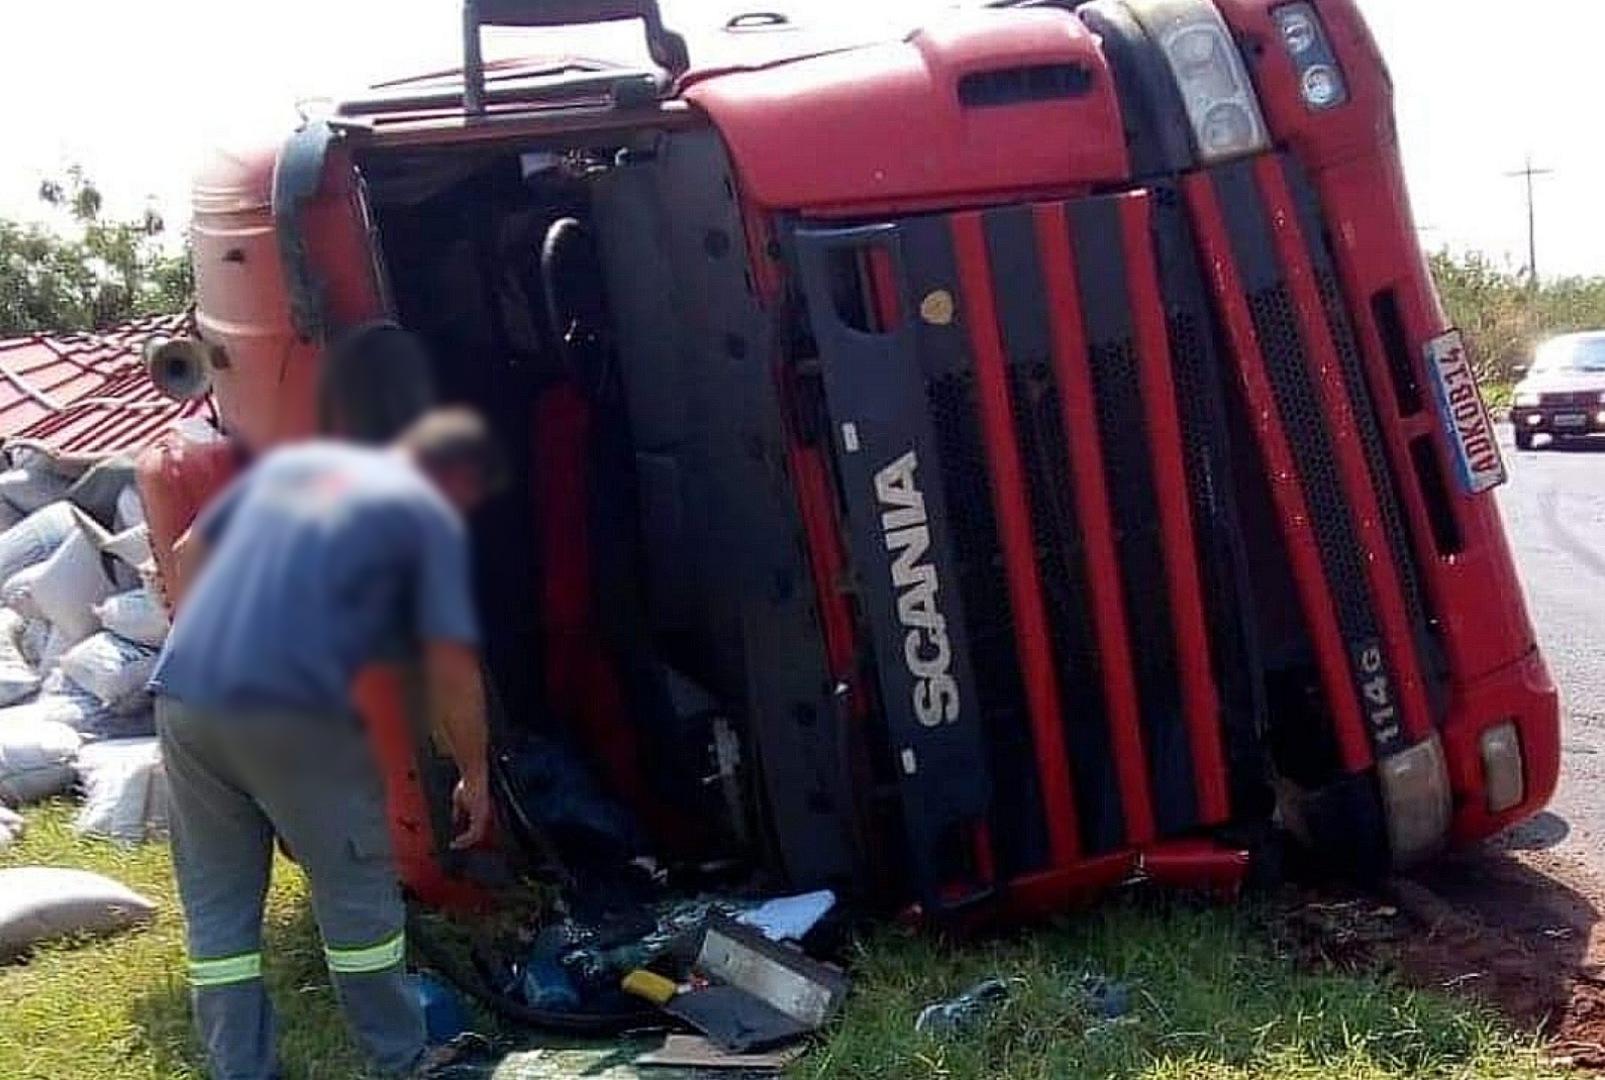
[450,769,493,850]
[425,641,493,850]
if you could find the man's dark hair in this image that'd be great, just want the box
[397,407,510,496]
[321,321,437,443]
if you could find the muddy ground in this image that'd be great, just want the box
[1281,830,1605,1070]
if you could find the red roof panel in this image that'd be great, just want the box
[0,314,212,457]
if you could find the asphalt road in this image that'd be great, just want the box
[1494,423,1605,869]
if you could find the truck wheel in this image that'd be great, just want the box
[1515,429,1536,451]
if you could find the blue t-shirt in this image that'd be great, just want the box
[149,442,479,715]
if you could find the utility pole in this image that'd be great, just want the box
[1506,156,1554,287]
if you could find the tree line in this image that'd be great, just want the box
[1431,251,1605,387]
[0,169,191,337]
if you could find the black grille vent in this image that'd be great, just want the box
[958,64,1093,108]
[1087,337,1195,833]
[926,370,1043,871]
[1243,274,1395,753]
[1312,267,1436,670]
[1007,362,1123,851]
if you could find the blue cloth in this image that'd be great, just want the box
[150,442,479,715]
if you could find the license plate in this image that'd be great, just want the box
[1425,330,1506,495]
[1555,413,1589,430]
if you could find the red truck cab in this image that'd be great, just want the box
[147,0,1558,917]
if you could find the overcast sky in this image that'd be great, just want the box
[2,0,1601,278]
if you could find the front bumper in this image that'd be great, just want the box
[1511,406,1605,437]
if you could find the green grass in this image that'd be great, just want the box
[1483,380,1515,414]
[0,801,1573,1080]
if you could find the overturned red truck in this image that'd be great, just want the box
[139,0,1558,919]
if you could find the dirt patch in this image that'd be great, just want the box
[1274,845,1605,1069]
[1398,847,1605,1068]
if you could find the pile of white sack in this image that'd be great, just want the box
[0,445,173,847]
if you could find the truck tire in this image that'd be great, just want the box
[1515,429,1535,451]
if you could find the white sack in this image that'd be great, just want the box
[39,625,72,673]
[0,718,81,805]
[60,633,158,707]
[115,485,146,531]
[0,502,78,585]
[27,674,154,741]
[92,591,168,649]
[0,804,23,849]
[73,737,167,844]
[0,611,40,707]
[1,562,46,620]
[16,618,49,668]
[0,462,72,516]
[101,525,152,592]
[0,867,156,960]
[31,513,115,646]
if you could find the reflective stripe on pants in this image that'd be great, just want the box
[326,930,406,976]
[189,951,264,989]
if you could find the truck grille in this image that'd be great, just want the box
[792,152,1437,892]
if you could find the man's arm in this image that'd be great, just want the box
[423,640,492,850]
[161,469,249,611]
[163,526,209,611]
[411,501,493,849]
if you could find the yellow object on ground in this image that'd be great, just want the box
[620,968,678,1006]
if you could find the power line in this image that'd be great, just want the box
[1505,156,1555,286]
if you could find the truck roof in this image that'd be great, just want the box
[332,5,927,132]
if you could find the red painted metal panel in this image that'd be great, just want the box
[687,9,1129,215]
[1183,174,1372,773]
[1116,194,1230,826]
[1253,157,1434,746]
[950,211,1081,867]
[1031,201,1156,846]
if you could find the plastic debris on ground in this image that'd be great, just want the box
[635,1033,804,1071]
[1078,970,1134,1023]
[662,914,848,1053]
[734,889,835,943]
[915,978,1015,1035]
[411,973,472,1045]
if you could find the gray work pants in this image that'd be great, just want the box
[157,697,426,1079]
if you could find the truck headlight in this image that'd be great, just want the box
[1479,722,1526,815]
[1121,0,1270,164]
[1272,3,1349,111]
[1376,736,1451,867]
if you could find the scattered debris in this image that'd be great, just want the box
[636,1033,804,1071]
[915,977,1014,1036]
[664,915,848,1052]
[410,973,471,1045]
[1078,971,1133,1022]
[735,889,835,944]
